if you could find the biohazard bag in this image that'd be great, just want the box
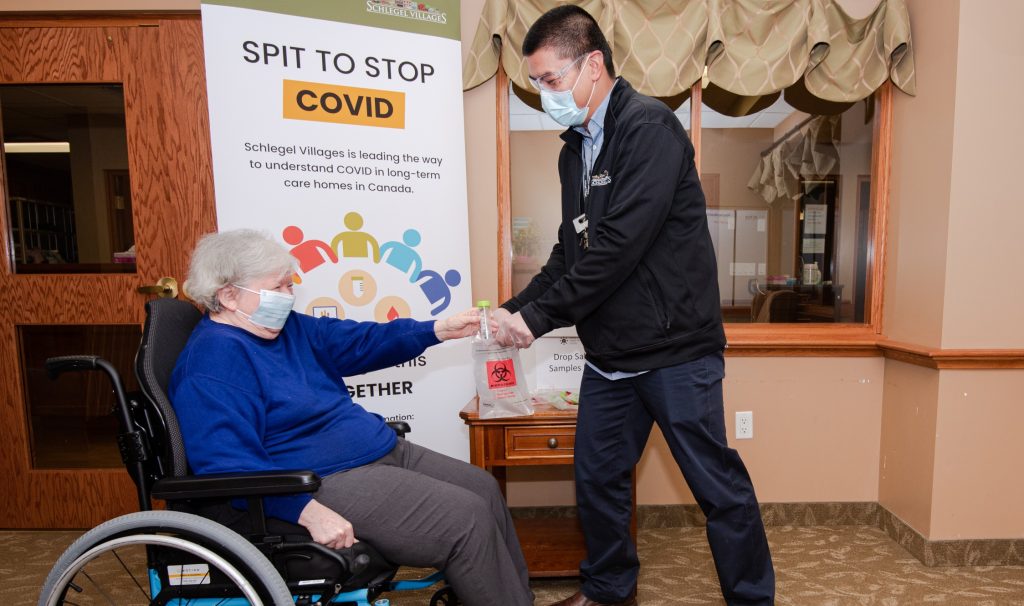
[472,340,533,419]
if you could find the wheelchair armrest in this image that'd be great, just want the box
[151,470,321,500]
[386,421,411,437]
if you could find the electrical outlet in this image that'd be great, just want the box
[735,411,753,439]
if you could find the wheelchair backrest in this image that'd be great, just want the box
[135,298,202,480]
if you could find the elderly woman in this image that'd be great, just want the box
[170,229,533,606]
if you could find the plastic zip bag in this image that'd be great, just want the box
[472,340,533,419]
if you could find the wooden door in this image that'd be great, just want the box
[0,15,216,528]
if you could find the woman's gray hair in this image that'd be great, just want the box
[184,229,295,312]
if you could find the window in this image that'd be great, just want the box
[501,71,891,343]
[700,97,877,323]
[1,84,135,274]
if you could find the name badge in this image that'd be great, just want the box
[572,213,588,234]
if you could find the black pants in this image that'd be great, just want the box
[575,352,775,605]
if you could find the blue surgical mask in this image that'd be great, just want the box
[539,62,596,127]
[233,284,294,330]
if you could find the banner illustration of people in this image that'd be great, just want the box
[281,218,460,318]
[201,0,473,460]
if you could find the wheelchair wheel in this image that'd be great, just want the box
[429,585,461,606]
[38,510,293,606]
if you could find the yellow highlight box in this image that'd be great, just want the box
[283,79,405,129]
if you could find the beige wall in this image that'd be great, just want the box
[921,1,1024,539]
[509,356,886,508]
[462,0,501,305]
[930,369,1024,539]
[940,0,1024,349]
[880,0,1024,541]
[880,363,1024,540]
[877,359,939,536]
[878,0,961,535]
[884,0,959,347]
[639,357,884,505]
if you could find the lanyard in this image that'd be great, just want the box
[575,141,595,250]
[581,136,597,199]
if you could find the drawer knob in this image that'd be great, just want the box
[547,437,559,449]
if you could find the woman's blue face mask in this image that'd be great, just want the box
[233,284,294,330]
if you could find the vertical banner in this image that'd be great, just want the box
[201,0,473,460]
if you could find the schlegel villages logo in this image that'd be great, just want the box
[366,0,447,25]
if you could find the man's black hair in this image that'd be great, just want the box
[522,5,615,77]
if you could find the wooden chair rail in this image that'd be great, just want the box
[726,329,1024,370]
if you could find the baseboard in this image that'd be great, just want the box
[637,502,882,528]
[508,502,879,527]
[878,507,1024,567]
[510,502,1024,567]
[509,506,578,521]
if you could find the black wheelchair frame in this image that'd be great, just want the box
[37,298,461,606]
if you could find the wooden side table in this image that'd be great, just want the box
[459,398,585,577]
[460,398,637,580]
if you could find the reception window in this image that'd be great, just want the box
[701,98,876,323]
[507,82,880,326]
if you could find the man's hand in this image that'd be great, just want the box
[491,307,511,327]
[434,308,486,341]
[496,311,535,349]
[298,499,358,549]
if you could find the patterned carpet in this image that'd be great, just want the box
[6,525,1024,605]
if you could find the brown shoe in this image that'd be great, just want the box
[547,589,637,606]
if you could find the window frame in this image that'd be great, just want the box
[495,70,893,356]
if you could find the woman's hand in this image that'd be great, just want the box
[298,499,358,549]
[435,308,489,341]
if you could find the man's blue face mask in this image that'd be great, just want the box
[538,55,597,128]
[233,284,294,330]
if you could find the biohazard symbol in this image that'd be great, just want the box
[486,358,516,389]
[491,362,512,383]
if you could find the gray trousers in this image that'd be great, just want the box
[317,438,533,606]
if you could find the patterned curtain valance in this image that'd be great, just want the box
[748,115,840,203]
[463,0,916,116]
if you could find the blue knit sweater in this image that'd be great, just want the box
[168,311,440,523]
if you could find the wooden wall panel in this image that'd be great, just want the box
[0,276,140,322]
[0,28,19,79]
[155,18,217,267]
[15,26,126,81]
[126,24,176,289]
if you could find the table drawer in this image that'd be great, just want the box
[505,426,575,459]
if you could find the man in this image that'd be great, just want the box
[493,6,775,606]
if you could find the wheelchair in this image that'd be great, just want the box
[38,298,461,606]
